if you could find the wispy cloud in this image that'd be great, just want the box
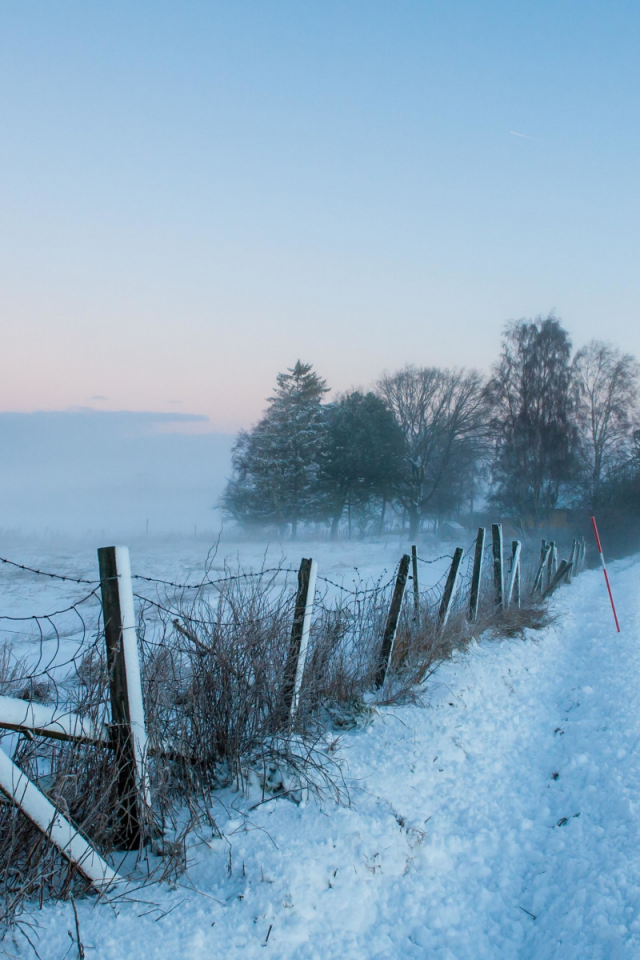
[509,130,534,140]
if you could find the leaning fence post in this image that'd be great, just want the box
[411,545,420,622]
[439,547,464,626]
[98,545,150,849]
[282,558,318,719]
[531,542,551,596]
[468,527,485,622]
[374,554,410,689]
[492,523,504,609]
[542,559,573,598]
[548,541,557,584]
[506,540,521,607]
[567,539,577,583]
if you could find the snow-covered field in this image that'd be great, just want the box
[2,538,639,959]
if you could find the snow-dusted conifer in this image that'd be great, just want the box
[221,361,329,537]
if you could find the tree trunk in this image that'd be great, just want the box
[378,497,387,536]
[330,514,341,540]
[291,519,298,540]
[408,505,420,540]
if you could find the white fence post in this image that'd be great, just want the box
[283,558,318,719]
[506,540,521,608]
[98,546,150,848]
[374,554,411,689]
[439,547,464,626]
[468,527,485,622]
[492,524,504,608]
[0,749,121,891]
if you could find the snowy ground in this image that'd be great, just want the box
[2,540,639,959]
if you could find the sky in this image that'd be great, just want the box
[1,0,639,433]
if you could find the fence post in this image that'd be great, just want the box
[282,558,318,719]
[548,541,557,584]
[506,540,521,607]
[492,523,504,608]
[468,527,485,622]
[374,554,410,689]
[542,559,573,598]
[0,750,122,891]
[98,546,150,849]
[567,539,577,583]
[439,547,464,626]
[411,545,420,622]
[531,540,550,596]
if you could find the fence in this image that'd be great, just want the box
[0,529,587,909]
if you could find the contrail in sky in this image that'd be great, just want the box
[510,130,534,140]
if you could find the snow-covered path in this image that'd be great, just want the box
[23,558,640,959]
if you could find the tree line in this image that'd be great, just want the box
[221,315,640,539]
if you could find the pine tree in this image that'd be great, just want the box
[323,392,405,539]
[221,361,329,537]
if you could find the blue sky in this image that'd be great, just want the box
[1,0,638,429]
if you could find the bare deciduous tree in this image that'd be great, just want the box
[377,366,487,537]
[487,316,577,525]
[572,340,640,507]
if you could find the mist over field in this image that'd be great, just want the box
[0,410,233,541]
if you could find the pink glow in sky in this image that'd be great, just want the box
[1,1,639,431]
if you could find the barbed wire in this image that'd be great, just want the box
[134,592,298,629]
[0,588,101,623]
[0,556,99,585]
[415,554,453,566]
[131,567,298,590]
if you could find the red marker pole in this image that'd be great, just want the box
[591,516,621,632]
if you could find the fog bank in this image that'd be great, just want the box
[0,410,233,540]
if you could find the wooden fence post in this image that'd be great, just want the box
[411,545,420,622]
[374,554,410,689]
[98,546,150,849]
[531,541,551,596]
[579,536,587,571]
[567,539,577,583]
[0,749,122,891]
[468,527,485,622]
[492,523,504,609]
[439,548,464,626]
[548,541,557,584]
[282,558,318,719]
[542,559,573,598]
[506,540,521,607]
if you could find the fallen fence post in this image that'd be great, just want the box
[374,554,410,689]
[439,547,464,626]
[468,527,485,622]
[98,545,150,849]
[542,559,573,598]
[532,541,550,596]
[492,523,504,608]
[506,540,521,608]
[0,696,109,745]
[591,516,621,632]
[411,545,420,622]
[282,557,318,719]
[0,748,121,891]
